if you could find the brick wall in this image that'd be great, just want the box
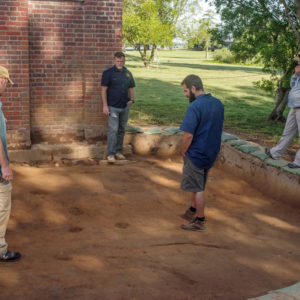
[1,0,123,148]
[83,0,123,143]
[0,0,31,149]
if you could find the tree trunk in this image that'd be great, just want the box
[295,0,300,23]
[280,0,300,45]
[205,42,209,59]
[149,45,157,65]
[138,45,149,68]
[268,60,295,121]
[268,83,290,122]
[137,44,156,68]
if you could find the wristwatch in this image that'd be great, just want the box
[130,99,135,103]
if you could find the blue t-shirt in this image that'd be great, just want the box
[180,93,224,169]
[101,66,135,108]
[0,102,9,176]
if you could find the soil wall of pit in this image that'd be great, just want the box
[217,143,300,207]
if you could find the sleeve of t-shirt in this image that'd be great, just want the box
[101,69,110,87]
[180,105,199,135]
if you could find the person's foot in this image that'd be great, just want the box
[107,155,116,163]
[265,148,274,159]
[288,162,300,169]
[181,218,206,232]
[115,152,126,160]
[181,208,196,221]
[0,250,21,262]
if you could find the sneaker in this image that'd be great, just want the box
[265,148,274,159]
[181,218,206,232]
[181,208,196,221]
[115,152,126,160]
[288,162,300,168]
[0,250,21,262]
[107,155,116,163]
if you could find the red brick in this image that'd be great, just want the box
[2,0,122,147]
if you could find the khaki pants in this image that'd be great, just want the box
[0,181,12,256]
[270,108,300,165]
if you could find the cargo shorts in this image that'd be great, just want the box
[181,156,209,192]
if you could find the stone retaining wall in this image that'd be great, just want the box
[217,140,300,207]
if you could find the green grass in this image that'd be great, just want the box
[126,50,288,141]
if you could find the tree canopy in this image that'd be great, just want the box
[211,0,300,120]
[182,10,215,58]
[123,0,189,67]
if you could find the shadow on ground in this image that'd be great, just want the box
[1,156,299,300]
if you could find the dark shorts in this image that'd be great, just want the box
[181,156,209,192]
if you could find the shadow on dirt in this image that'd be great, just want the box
[3,156,300,299]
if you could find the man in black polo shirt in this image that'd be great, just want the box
[101,52,135,163]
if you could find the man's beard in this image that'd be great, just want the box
[189,90,196,103]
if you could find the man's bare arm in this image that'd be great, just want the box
[129,87,135,100]
[181,132,193,157]
[101,86,109,115]
[0,139,12,181]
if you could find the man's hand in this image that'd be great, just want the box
[295,65,300,76]
[0,78,7,92]
[127,100,134,106]
[103,105,109,116]
[1,165,13,181]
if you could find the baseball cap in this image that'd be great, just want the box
[293,51,300,62]
[0,66,13,84]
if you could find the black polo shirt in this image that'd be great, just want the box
[101,66,135,108]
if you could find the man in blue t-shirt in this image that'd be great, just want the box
[101,52,135,163]
[180,74,224,232]
[0,66,21,261]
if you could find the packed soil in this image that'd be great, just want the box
[1,155,300,300]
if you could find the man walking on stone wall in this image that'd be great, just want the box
[180,74,224,232]
[0,66,21,261]
[101,52,135,163]
[265,52,300,168]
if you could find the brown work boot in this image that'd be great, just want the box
[181,208,196,221]
[181,218,206,232]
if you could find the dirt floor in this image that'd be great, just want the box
[1,155,300,300]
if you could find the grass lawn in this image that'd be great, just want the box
[126,50,289,142]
